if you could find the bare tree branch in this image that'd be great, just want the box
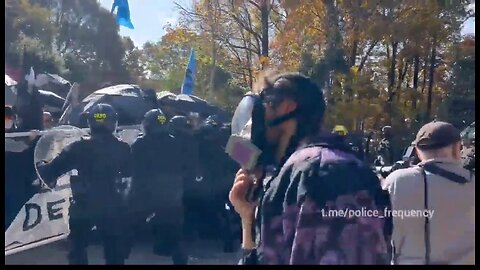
[358,40,378,72]
[248,0,261,10]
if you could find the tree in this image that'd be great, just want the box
[123,37,146,83]
[265,0,471,143]
[5,0,131,87]
[440,36,475,128]
[5,0,64,74]
[177,0,279,88]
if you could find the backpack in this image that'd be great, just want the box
[257,142,390,265]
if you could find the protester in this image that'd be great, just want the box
[229,72,389,265]
[43,111,53,124]
[383,121,475,265]
[37,103,132,265]
[5,105,40,150]
[5,106,16,132]
[43,111,54,129]
[5,105,42,231]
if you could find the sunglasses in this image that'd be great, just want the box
[261,94,287,109]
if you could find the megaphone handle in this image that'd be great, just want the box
[245,173,262,203]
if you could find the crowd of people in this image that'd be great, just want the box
[227,72,474,265]
[5,101,238,265]
[4,71,475,265]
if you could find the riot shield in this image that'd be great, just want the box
[33,125,89,189]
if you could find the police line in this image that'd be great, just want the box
[5,126,142,257]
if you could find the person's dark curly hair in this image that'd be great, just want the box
[257,72,326,140]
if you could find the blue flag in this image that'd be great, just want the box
[111,0,134,29]
[181,49,196,95]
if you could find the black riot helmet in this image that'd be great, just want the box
[142,109,168,135]
[169,115,192,135]
[196,116,220,140]
[87,103,118,135]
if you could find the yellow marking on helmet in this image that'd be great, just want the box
[332,125,348,136]
[94,113,107,122]
[157,115,166,124]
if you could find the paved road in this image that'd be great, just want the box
[5,239,241,265]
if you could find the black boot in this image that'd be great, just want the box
[172,245,189,265]
[68,249,88,265]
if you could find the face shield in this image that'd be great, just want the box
[231,95,257,137]
[229,86,304,168]
[228,94,273,170]
[231,94,268,147]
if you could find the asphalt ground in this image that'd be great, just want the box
[5,238,241,265]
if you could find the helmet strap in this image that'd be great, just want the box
[266,109,299,127]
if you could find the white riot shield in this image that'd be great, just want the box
[5,125,88,256]
[34,125,88,188]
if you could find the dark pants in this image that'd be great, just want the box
[150,205,188,265]
[67,216,128,265]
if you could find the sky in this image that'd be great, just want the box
[99,0,475,47]
[98,0,191,46]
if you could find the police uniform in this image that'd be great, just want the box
[194,118,240,252]
[167,116,202,244]
[130,110,188,265]
[37,104,131,265]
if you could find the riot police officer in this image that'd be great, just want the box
[168,116,202,241]
[130,110,188,264]
[37,103,131,265]
[332,125,348,137]
[169,115,193,136]
[331,125,364,160]
[194,116,240,252]
[331,125,349,145]
[169,115,201,184]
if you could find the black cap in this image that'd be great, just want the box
[413,121,461,149]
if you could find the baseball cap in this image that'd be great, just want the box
[413,121,461,149]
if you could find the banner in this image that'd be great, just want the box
[5,174,72,256]
[111,0,134,29]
